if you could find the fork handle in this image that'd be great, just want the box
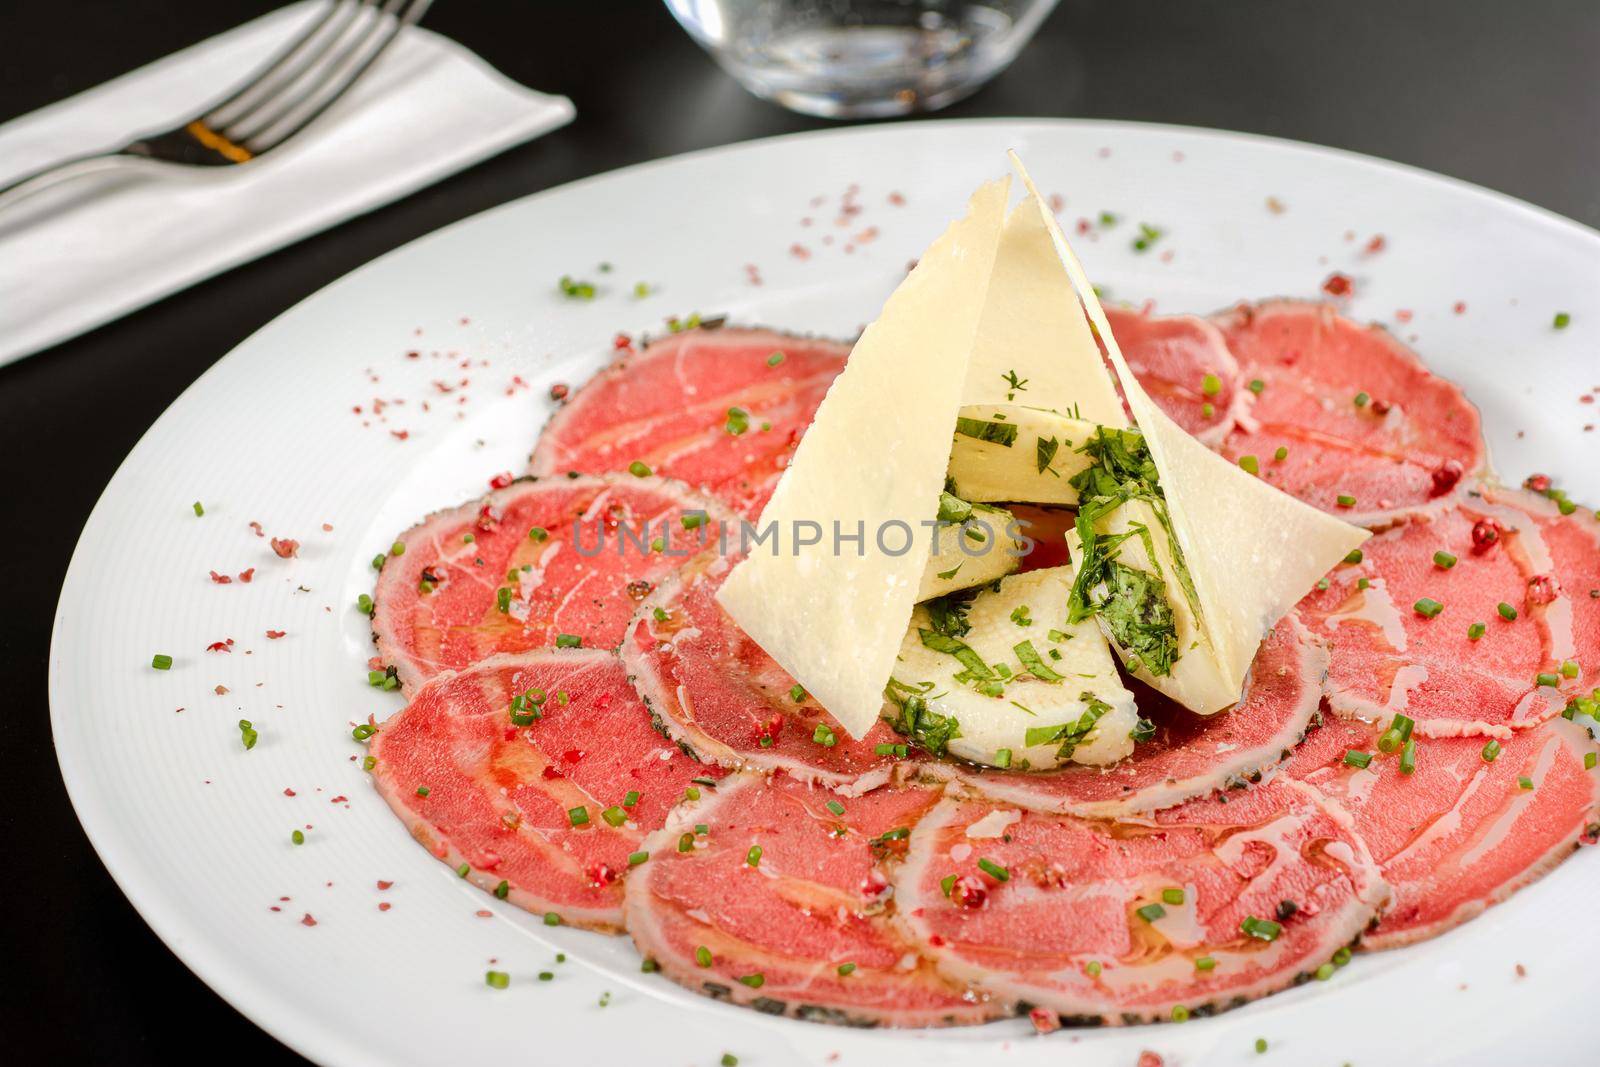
[0,153,133,212]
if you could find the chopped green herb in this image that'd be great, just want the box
[1554,312,1571,329]
[746,845,762,867]
[544,912,561,926]
[292,829,305,845]
[568,806,589,827]
[238,719,258,750]
[953,417,1019,446]
[1354,391,1370,408]
[737,974,764,988]
[1414,597,1444,618]
[1162,887,1185,905]
[694,946,713,968]
[837,962,856,976]
[1136,902,1167,922]
[1536,672,1561,688]
[1249,378,1266,394]
[1255,1038,1269,1054]
[1202,373,1222,397]
[1561,659,1580,678]
[555,633,582,649]
[601,805,628,828]
[1433,550,1458,569]
[528,525,549,542]
[1336,494,1357,508]
[558,275,596,300]
[1468,622,1486,640]
[485,970,510,989]
[415,785,430,797]
[628,850,649,867]
[789,684,807,703]
[812,723,837,747]
[1172,1005,1190,1022]
[1344,549,1364,565]
[1498,602,1519,621]
[1343,750,1373,768]
[826,800,845,816]
[494,879,509,899]
[993,748,1013,768]
[1519,775,1535,790]
[1481,739,1502,762]
[977,857,1010,882]
[1195,955,1217,971]
[1239,454,1260,475]
[1240,916,1282,942]
[151,653,173,671]
[724,407,749,435]
[766,350,785,367]
[191,501,204,517]
[627,460,651,477]
[1399,738,1417,775]
[1274,445,1289,462]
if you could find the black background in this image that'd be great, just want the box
[3,2,1596,1062]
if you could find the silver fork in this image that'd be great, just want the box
[0,0,433,210]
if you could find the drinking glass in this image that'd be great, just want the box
[665,0,1060,119]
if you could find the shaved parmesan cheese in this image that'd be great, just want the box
[947,404,1097,505]
[1009,152,1370,712]
[915,502,1023,601]
[717,178,1011,739]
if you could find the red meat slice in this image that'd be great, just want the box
[1214,301,1485,527]
[367,649,719,932]
[372,474,733,690]
[1298,498,1568,737]
[1106,306,1246,447]
[925,614,1325,816]
[1010,504,1076,573]
[1481,485,1600,696]
[621,558,906,795]
[624,772,998,1027]
[528,327,848,518]
[1285,715,1599,948]
[892,779,1386,1024]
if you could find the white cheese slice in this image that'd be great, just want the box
[947,404,1098,505]
[886,567,1138,769]
[716,177,1011,739]
[915,502,1023,601]
[1010,151,1370,711]
[961,193,1128,426]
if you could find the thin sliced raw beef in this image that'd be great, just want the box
[1299,499,1566,737]
[1285,715,1599,948]
[367,649,720,932]
[372,474,732,690]
[622,556,906,795]
[1214,301,1485,527]
[1481,485,1600,696]
[528,327,848,518]
[1010,504,1076,573]
[1106,306,1247,447]
[625,772,998,1027]
[892,779,1386,1024]
[925,613,1325,816]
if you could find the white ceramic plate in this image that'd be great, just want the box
[52,120,1600,1067]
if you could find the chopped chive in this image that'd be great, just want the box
[151,653,173,671]
[1414,597,1444,618]
[544,912,561,926]
[1585,752,1597,770]
[528,525,549,541]
[1354,391,1370,408]
[1378,728,1403,753]
[555,633,582,649]
[623,790,641,808]
[1136,903,1167,922]
[1256,1038,1268,1054]
[1195,955,1217,971]
[485,970,510,989]
[1536,672,1560,688]
[1336,494,1357,508]
[494,879,509,899]
[1162,887,1185,905]
[940,874,957,897]
[721,1056,738,1067]
[1498,602,1518,620]
[678,833,694,853]
[1172,1005,1190,1022]
[238,720,258,750]
[737,973,764,988]
[538,971,554,982]
[1274,445,1289,462]
[1240,916,1281,942]
[415,785,430,797]
[627,460,652,477]
[1399,738,1417,775]
[1344,549,1364,564]
[1343,750,1373,768]
[837,962,856,976]
[1481,739,1502,762]
[977,858,1010,882]
[822,801,846,819]
[568,806,589,827]
[994,748,1013,769]
[601,806,627,828]
[1390,713,1415,741]
[390,541,405,557]
[191,501,205,517]
[372,553,386,570]
[1315,962,1336,980]
[1201,402,1216,419]
[628,850,649,866]
[766,351,785,367]
[640,958,659,973]
[1357,577,1371,590]
[1202,373,1222,397]
[496,587,512,613]
[1554,312,1571,329]
[724,407,750,436]
[1239,454,1260,475]
[695,946,713,968]
[1249,378,1265,394]
[456,863,470,878]
[362,755,376,771]
[1433,550,1458,569]
[1468,622,1486,640]
[1332,946,1351,966]
[357,592,375,615]
[812,723,837,747]
[1561,660,1580,678]
[790,684,807,702]
[685,787,700,801]
[1518,775,1535,790]
[746,845,762,867]
[291,829,305,845]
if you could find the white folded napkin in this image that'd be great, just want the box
[0,2,575,367]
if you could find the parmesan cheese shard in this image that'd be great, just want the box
[1009,151,1370,712]
[716,177,1011,739]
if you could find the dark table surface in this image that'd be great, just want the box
[4,1,1596,1062]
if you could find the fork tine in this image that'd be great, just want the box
[204,0,363,131]
[228,0,431,153]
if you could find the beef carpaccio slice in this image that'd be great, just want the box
[1285,715,1599,948]
[892,779,1386,1024]
[1480,485,1600,695]
[625,772,997,1027]
[372,474,732,690]
[367,649,719,932]
[925,614,1324,816]
[1105,306,1247,447]
[621,557,905,795]
[528,327,848,518]
[1214,301,1485,527]
[1298,498,1570,737]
